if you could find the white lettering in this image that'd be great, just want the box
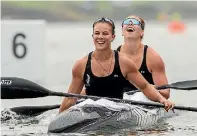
[1,80,12,85]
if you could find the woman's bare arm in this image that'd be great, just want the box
[119,54,166,103]
[59,59,85,113]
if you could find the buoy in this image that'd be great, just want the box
[168,21,186,33]
[168,13,186,33]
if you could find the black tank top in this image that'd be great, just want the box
[117,45,154,91]
[83,50,126,99]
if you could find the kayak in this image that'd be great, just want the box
[48,92,173,133]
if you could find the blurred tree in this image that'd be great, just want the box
[96,1,113,16]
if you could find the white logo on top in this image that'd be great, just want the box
[86,74,90,86]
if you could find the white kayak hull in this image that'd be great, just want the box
[48,92,174,133]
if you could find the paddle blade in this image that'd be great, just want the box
[10,104,60,116]
[1,77,51,99]
[156,80,197,90]
[170,80,197,90]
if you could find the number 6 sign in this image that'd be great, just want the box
[1,20,46,84]
[12,33,27,59]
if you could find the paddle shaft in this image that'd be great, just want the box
[8,91,197,116]
[49,91,197,112]
[9,96,197,116]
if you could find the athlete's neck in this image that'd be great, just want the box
[93,49,113,61]
[122,38,143,55]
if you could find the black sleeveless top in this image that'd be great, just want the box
[117,45,154,91]
[83,50,126,99]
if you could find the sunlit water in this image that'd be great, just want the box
[1,21,197,135]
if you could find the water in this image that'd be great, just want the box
[1,21,197,136]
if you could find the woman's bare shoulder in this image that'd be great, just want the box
[118,52,135,64]
[72,55,89,76]
[118,52,137,73]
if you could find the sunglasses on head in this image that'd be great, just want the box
[93,17,115,29]
[122,18,144,30]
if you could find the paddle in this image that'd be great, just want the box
[9,102,197,116]
[1,77,197,115]
[156,80,197,90]
[1,77,197,100]
[9,99,85,116]
[10,104,60,116]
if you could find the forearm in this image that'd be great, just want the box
[159,89,170,99]
[142,84,166,103]
[59,97,77,113]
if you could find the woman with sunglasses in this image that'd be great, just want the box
[59,17,174,113]
[117,15,170,99]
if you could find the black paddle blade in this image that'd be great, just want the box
[156,80,197,90]
[9,99,85,116]
[171,80,197,90]
[8,99,85,116]
[10,104,60,116]
[1,77,50,99]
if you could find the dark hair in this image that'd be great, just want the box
[93,17,115,35]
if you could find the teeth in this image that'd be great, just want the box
[97,41,105,44]
[127,27,135,32]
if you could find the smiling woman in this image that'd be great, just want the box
[59,17,175,114]
[117,15,171,99]
[92,17,116,51]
